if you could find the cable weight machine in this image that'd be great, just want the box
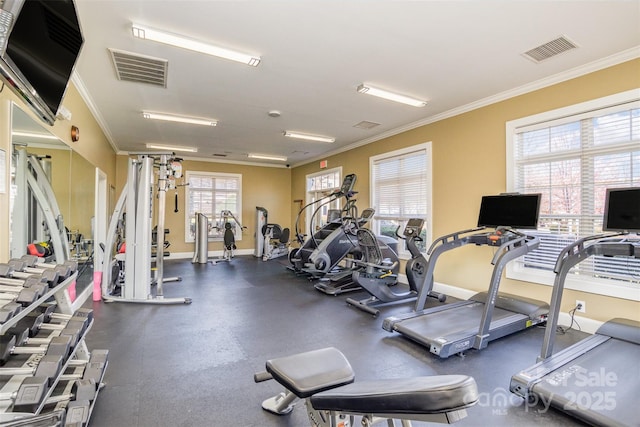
[101,153,191,304]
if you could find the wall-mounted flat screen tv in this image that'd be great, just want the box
[0,0,83,125]
[477,193,541,229]
[603,187,640,233]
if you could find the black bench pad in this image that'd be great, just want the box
[310,375,478,414]
[266,347,355,398]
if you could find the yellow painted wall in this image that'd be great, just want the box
[292,59,640,323]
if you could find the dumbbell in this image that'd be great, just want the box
[0,301,22,324]
[34,305,94,325]
[19,255,78,280]
[0,262,60,287]
[11,314,89,351]
[0,375,53,413]
[60,350,109,384]
[0,279,48,307]
[1,313,81,348]
[0,352,65,386]
[0,334,72,365]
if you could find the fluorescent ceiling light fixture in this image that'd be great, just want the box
[142,111,217,126]
[132,23,261,67]
[146,143,198,153]
[248,153,287,161]
[12,131,59,140]
[357,84,427,107]
[284,131,335,143]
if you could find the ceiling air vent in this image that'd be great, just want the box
[109,48,168,87]
[212,153,228,157]
[522,36,578,63]
[354,120,381,130]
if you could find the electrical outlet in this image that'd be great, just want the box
[576,300,586,313]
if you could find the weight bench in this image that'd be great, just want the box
[255,347,478,426]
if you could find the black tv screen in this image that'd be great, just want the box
[4,0,83,118]
[477,194,541,229]
[603,187,640,232]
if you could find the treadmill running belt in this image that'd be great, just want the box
[394,302,529,356]
[531,338,640,427]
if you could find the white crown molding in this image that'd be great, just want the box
[292,46,640,168]
[71,73,119,154]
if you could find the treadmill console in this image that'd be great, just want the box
[468,229,514,247]
[404,218,424,238]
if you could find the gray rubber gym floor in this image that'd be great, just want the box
[84,256,588,426]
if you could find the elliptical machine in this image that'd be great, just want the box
[288,174,359,275]
[346,218,446,316]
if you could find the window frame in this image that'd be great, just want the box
[184,171,243,243]
[369,142,432,259]
[304,167,343,237]
[505,89,640,301]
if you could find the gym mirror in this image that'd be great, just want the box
[10,102,95,297]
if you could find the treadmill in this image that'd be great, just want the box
[510,187,640,427]
[383,193,549,358]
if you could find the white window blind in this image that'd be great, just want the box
[185,171,242,242]
[370,143,432,255]
[508,96,640,297]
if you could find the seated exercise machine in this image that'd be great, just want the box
[261,224,290,261]
[255,206,290,261]
[101,153,190,304]
[510,187,640,427]
[383,193,549,358]
[254,347,479,426]
[346,218,446,317]
[211,210,246,264]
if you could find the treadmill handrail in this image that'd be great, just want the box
[540,232,636,360]
[552,232,627,273]
[475,233,540,349]
[426,227,486,255]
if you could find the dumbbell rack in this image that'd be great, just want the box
[0,272,107,424]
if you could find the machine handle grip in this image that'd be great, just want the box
[254,371,273,383]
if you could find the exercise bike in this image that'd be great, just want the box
[254,347,478,427]
[347,218,446,316]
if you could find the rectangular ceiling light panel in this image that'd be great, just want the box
[248,153,287,161]
[132,24,261,67]
[146,143,198,153]
[142,111,217,126]
[357,84,427,107]
[284,131,335,143]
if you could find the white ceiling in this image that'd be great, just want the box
[70,1,640,167]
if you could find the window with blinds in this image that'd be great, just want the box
[370,143,432,255]
[184,171,242,242]
[506,91,640,299]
